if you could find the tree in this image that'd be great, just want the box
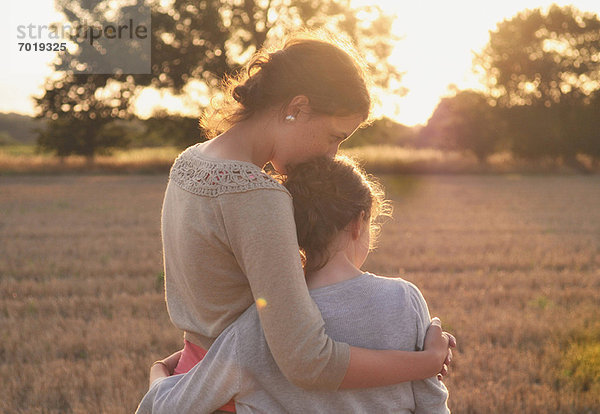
[137,0,403,94]
[36,113,130,161]
[34,0,150,160]
[34,75,136,160]
[342,117,416,148]
[35,0,403,158]
[142,111,205,148]
[419,91,501,163]
[579,91,600,163]
[499,94,599,164]
[475,5,600,162]
[476,5,600,108]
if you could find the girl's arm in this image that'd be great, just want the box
[148,350,181,388]
[137,331,240,414]
[219,188,454,391]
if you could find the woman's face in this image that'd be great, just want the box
[271,112,364,174]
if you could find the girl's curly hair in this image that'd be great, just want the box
[283,155,392,273]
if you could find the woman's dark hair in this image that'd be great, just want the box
[283,155,392,274]
[200,30,373,138]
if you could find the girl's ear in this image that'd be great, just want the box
[350,211,367,240]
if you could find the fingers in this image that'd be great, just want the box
[431,316,457,350]
[149,362,171,388]
[447,333,457,348]
[444,348,453,366]
[169,350,183,361]
[430,317,442,329]
[427,317,443,337]
[438,363,448,378]
[428,319,456,381]
[162,349,184,374]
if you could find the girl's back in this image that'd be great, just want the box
[136,272,449,413]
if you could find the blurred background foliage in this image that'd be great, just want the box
[0,2,598,170]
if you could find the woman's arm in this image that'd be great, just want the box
[219,188,454,390]
[341,320,452,389]
[144,323,454,392]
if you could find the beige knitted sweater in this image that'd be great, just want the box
[161,143,350,390]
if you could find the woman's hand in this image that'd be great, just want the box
[149,350,182,388]
[424,317,456,380]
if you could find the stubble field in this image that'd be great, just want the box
[1,173,599,413]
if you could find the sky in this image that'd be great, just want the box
[2,0,600,126]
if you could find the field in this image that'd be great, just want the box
[1,144,599,175]
[1,173,599,413]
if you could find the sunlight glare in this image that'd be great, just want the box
[352,0,600,125]
[3,0,600,124]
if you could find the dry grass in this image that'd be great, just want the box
[1,174,599,413]
[0,147,181,174]
[2,145,598,175]
[341,146,600,174]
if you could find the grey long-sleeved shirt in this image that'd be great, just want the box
[137,272,450,413]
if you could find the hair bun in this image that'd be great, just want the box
[232,73,263,108]
[232,84,249,105]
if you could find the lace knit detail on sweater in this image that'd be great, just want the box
[169,144,288,197]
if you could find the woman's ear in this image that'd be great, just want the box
[285,95,311,119]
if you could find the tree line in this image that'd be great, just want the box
[30,3,600,166]
[0,113,43,145]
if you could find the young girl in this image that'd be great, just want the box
[138,155,452,413]
[147,30,454,412]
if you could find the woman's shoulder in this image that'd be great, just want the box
[169,143,290,198]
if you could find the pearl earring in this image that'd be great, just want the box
[285,115,296,122]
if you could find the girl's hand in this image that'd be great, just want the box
[424,317,456,380]
[149,350,182,388]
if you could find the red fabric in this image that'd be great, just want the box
[173,339,208,375]
[174,339,237,413]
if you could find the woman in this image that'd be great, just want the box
[148,30,455,410]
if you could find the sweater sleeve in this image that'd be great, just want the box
[135,328,240,414]
[407,282,451,414]
[218,187,350,391]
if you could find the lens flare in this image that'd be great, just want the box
[256,298,267,310]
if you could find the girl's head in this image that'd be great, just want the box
[200,31,373,172]
[283,155,392,274]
